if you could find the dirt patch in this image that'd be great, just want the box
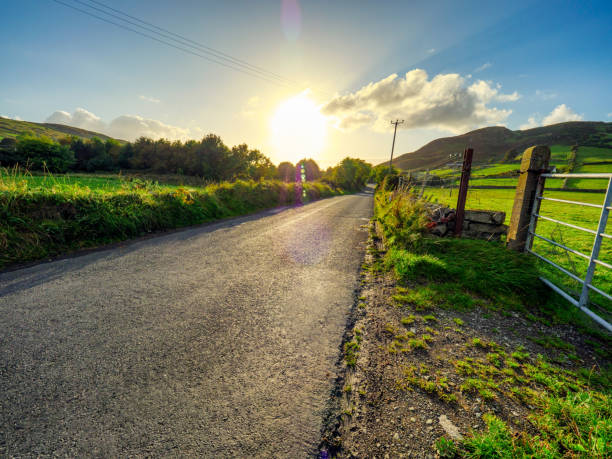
[320,222,609,458]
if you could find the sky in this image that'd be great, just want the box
[1,0,611,168]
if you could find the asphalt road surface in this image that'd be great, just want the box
[0,189,373,457]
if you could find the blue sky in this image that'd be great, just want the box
[2,0,611,167]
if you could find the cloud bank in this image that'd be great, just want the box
[519,104,583,130]
[321,69,520,133]
[542,104,583,125]
[45,108,190,141]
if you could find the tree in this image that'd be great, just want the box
[0,137,18,166]
[297,158,322,181]
[325,157,372,191]
[15,136,74,172]
[276,162,295,182]
[198,134,231,180]
[247,150,276,180]
[370,164,399,184]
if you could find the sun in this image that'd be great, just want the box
[270,93,326,164]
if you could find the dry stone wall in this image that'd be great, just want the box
[427,205,507,240]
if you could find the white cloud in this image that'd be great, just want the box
[47,108,105,132]
[46,110,72,124]
[427,48,436,54]
[321,69,518,133]
[44,108,191,141]
[107,115,189,140]
[535,89,557,100]
[72,107,106,131]
[468,80,520,103]
[607,112,612,118]
[474,62,492,73]
[542,104,583,125]
[519,104,584,130]
[519,116,539,130]
[138,95,161,103]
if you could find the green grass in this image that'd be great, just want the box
[374,187,611,457]
[576,146,612,163]
[424,186,611,320]
[550,144,573,163]
[0,169,339,267]
[471,164,520,177]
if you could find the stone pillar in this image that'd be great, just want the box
[506,146,551,251]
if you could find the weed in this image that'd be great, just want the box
[471,338,489,349]
[435,437,457,458]
[401,315,416,325]
[453,318,464,326]
[422,334,434,343]
[486,353,503,367]
[344,338,360,367]
[531,335,575,351]
[407,338,428,350]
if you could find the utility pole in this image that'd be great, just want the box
[388,119,404,173]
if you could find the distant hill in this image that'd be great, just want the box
[389,121,612,170]
[0,117,122,142]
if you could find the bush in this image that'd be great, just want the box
[13,136,74,172]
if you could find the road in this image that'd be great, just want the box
[0,189,372,457]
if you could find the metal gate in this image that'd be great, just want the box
[526,173,612,332]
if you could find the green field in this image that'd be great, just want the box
[471,164,520,177]
[425,186,611,320]
[425,144,611,191]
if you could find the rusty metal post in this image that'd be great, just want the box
[506,146,551,251]
[454,148,474,236]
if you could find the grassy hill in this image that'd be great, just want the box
[391,121,612,171]
[0,117,121,142]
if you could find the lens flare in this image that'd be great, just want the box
[281,0,301,41]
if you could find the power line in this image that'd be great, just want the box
[50,0,319,93]
[72,0,298,87]
[82,0,299,84]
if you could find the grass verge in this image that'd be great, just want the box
[327,187,611,458]
[0,168,340,268]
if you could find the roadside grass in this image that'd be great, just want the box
[424,186,612,323]
[0,168,339,268]
[374,187,611,458]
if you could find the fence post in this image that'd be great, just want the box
[506,146,550,251]
[454,148,474,236]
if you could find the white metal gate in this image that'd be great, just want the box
[526,173,612,332]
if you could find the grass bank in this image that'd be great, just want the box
[325,187,610,458]
[424,186,611,322]
[0,169,340,268]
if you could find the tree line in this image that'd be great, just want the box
[0,134,374,190]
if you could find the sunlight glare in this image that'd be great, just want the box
[270,93,326,164]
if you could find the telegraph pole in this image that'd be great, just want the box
[388,119,404,173]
